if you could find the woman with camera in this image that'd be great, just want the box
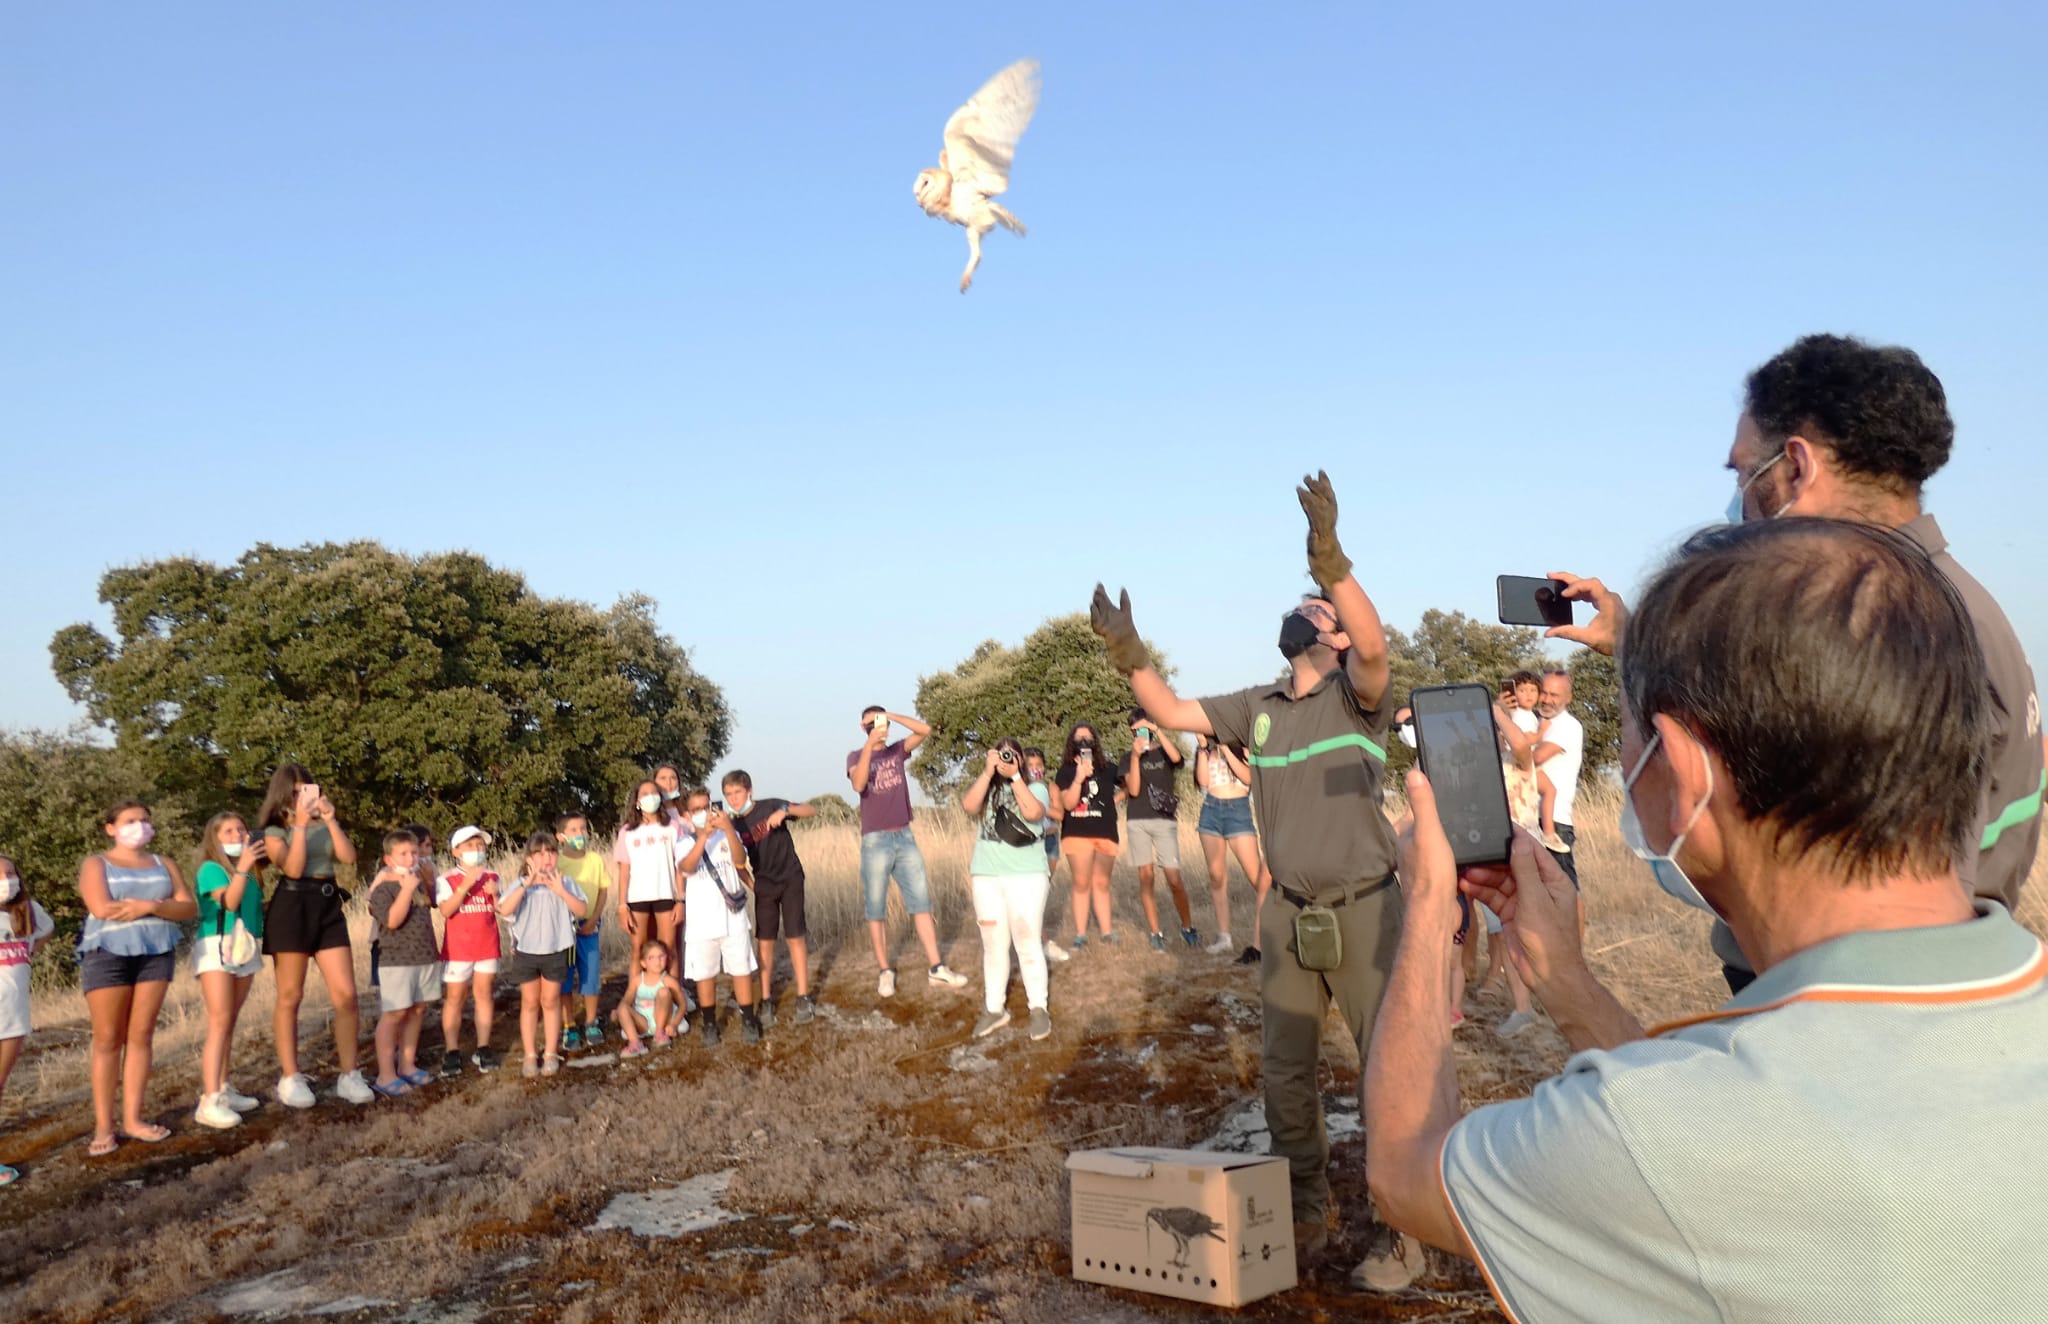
[1055,723,1124,949]
[960,738,1054,1040]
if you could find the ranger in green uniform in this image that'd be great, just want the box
[1090,470,1420,1293]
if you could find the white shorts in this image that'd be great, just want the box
[192,943,263,979]
[684,932,758,982]
[1479,902,1503,935]
[380,963,443,1012]
[443,959,501,982]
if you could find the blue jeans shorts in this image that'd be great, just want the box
[858,828,932,922]
[560,929,602,998]
[1197,795,1256,839]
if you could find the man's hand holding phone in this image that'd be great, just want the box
[1458,830,1583,995]
[1546,570,1627,656]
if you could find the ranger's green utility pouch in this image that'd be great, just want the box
[1293,904,1342,971]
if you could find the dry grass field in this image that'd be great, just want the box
[0,798,2041,1323]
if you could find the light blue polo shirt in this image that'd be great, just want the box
[1440,902,2048,1323]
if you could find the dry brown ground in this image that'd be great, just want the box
[1,800,2040,1323]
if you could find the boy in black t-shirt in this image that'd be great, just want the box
[723,771,818,1027]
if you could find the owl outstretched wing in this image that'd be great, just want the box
[940,59,1041,200]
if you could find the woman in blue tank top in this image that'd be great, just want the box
[76,798,195,1155]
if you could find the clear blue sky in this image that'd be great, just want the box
[4,3,2043,805]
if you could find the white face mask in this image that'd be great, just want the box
[0,875,18,905]
[1618,730,1718,914]
[115,821,155,849]
[639,794,663,814]
[1397,722,1417,749]
[1725,450,1787,524]
[459,849,487,868]
[690,810,709,830]
[222,841,245,859]
[659,787,680,802]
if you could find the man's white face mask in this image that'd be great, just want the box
[1726,450,1787,524]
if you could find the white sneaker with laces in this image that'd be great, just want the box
[194,1093,242,1130]
[335,1069,375,1105]
[878,969,897,998]
[277,1073,317,1109]
[1205,933,1236,955]
[1043,940,1071,963]
[928,964,968,988]
[220,1083,260,1112]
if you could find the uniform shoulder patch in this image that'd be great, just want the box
[1252,712,1272,752]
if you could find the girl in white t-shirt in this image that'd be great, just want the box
[0,854,56,1186]
[677,789,760,1046]
[613,780,686,992]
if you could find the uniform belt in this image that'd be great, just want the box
[1276,873,1395,910]
[276,875,339,893]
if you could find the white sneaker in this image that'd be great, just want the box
[878,969,896,998]
[194,1093,242,1130]
[276,1073,317,1109]
[1205,933,1236,955]
[335,1069,375,1105]
[220,1083,260,1113]
[1497,1010,1538,1039]
[928,964,968,988]
[1043,940,1071,963]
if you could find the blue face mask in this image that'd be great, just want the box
[1618,730,1718,914]
[1725,450,1786,524]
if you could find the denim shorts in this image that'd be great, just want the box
[1197,795,1256,839]
[80,947,177,993]
[858,828,932,921]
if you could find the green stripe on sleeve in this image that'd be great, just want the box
[1247,731,1387,768]
[1980,770,2048,850]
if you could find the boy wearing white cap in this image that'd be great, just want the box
[436,826,503,1075]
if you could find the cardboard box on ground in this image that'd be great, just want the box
[1067,1147,1296,1308]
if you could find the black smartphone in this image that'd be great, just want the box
[1409,683,1515,868]
[1496,575,1572,628]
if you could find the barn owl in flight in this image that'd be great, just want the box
[913,59,1042,293]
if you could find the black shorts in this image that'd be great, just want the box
[264,880,352,956]
[754,875,807,941]
[1548,824,1581,891]
[506,948,572,985]
[80,948,177,993]
[627,899,677,918]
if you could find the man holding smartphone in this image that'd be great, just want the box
[1091,470,1419,1293]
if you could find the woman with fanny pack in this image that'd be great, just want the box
[960,738,1054,1042]
[76,798,196,1155]
[191,812,268,1129]
[258,764,373,1108]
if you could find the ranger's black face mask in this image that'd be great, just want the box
[1277,612,1321,659]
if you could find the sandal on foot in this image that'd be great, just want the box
[88,1134,118,1157]
[399,1069,434,1088]
[370,1078,413,1099]
[541,1054,563,1077]
[121,1123,171,1144]
[0,1163,18,1186]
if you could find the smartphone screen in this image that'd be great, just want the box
[1496,575,1572,628]
[1409,683,1515,868]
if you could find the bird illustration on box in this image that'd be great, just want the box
[1145,1206,1226,1270]
[913,58,1041,293]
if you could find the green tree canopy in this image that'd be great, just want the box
[50,542,729,843]
[1566,647,1622,780]
[910,614,1172,802]
[804,793,857,825]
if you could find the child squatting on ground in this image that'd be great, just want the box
[617,943,686,1057]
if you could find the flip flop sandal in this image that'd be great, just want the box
[370,1079,413,1099]
[0,1163,20,1186]
[541,1055,563,1077]
[122,1124,171,1144]
[400,1069,435,1088]
[88,1135,118,1157]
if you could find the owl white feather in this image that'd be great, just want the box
[914,59,1041,293]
